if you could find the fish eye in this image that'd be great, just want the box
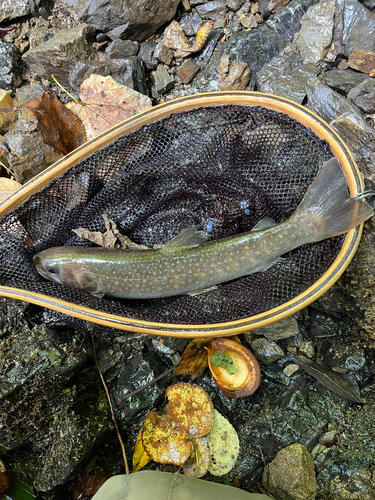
[47,267,60,275]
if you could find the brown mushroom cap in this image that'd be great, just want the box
[207,338,261,398]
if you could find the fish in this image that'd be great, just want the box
[33,158,374,300]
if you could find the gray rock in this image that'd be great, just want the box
[138,40,158,71]
[323,68,369,94]
[295,1,335,64]
[0,0,30,22]
[347,78,375,113]
[178,58,201,83]
[69,58,148,96]
[257,45,318,103]
[196,0,228,20]
[251,338,285,365]
[180,10,203,36]
[22,24,96,88]
[71,0,180,41]
[154,41,174,66]
[155,64,175,94]
[0,41,23,90]
[252,315,300,341]
[263,443,317,500]
[306,79,375,165]
[106,39,139,59]
[226,0,243,10]
[335,0,375,56]
[319,429,338,445]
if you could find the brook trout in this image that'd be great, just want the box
[34,158,373,299]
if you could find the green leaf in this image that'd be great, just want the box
[209,351,235,375]
[0,478,36,500]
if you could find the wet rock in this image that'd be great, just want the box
[164,20,191,50]
[70,0,180,41]
[180,10,203,36]
[323,69,369,95]
[22,24,96,88]
[217,55,250,90]
[69,58,148,96]
[268,0,290,12]
[195,0,228,21]
[178,58,201,83]
[299,340,315,359]
[319,429,338,445]
[106,39,139,59]
[295,1,335,65]
[251,338,285,365]
[138,40,158,70]
[348,48,375,74]
[347,78,375,113]
[192,28,223,68]
[337,0,375,57]
[257,45,318,104]
[239,13,257,29]
[263,443,317,500]
[306,79,375,167]
[251,316,300,341]
[0,41,23,90]
[0,0,30,22]
[283,364,300,377]
[154,41,174,66]
[154,64,175,94]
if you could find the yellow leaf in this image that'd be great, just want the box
[0,90,15,133]
[132,429,151,472]
[183,436,210,478]
[174,21,214,58]
[174,338,211,378]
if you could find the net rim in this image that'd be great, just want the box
[0,91,364,337]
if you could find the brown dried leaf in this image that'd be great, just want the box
[182,436,210,478]
[26,92,87,155]
[0,90,15,133]
[66,74,152,141]
[132,429,151,472]
[0,177,21,203]
[141,412,191,465]
[166,383,214,437]
[175,21,214,58]
[174,338,211,378]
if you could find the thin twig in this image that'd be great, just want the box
[0,160,16,179]
[91,335,129,475]
[117,366,175,403]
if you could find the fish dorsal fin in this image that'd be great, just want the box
[251,217,276,231]
[163,226,208,252]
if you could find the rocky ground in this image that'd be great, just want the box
[0,0,375,499]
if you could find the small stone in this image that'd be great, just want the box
[240,14,257,29]
[251,338,285,365]
[251,2,259,14]
[106,40,139,58]
[263,443,317,500]
[337,59,349,70]
[164,20,191,50]
[179,11,203,36]
[218,57,250,90]
[196,0,228,21]
[268,0,290,13]
[283,364,300,377]
[178,58,201,83]
[370,69,375,77]
[154,42,174,66]
[299,340,315,359]
[155,64,175,94]
[138,40,158,70]
[226,0,242,10]
[348,48,375,74]
[347,78,375,113]
[319,430,338,445]
[253,315,299,341]
[0,41,23,90]
[213,18,226,29]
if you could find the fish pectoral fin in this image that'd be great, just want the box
[251,217,276,231]
[76,272,104,296]
[187,285,218,296]
[163,226,208,252]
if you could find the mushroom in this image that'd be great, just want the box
[207,338,261,398]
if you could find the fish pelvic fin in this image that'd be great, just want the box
[295,157,373,242]
[163,226,208,252]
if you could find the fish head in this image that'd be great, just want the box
[33,247,96,292]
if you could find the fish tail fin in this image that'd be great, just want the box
[296,158,373,242]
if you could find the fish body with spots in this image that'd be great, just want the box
[34,158,374,299]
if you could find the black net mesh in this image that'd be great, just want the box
[0,105,343,334]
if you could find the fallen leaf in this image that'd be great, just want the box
[71,471,111,500]
[132,429,151,472]
[166,383,214,437]
[26,92,87,155]
[209,350,235,375]
[0,89,15,133]
[66,74,152,141]
[175,21,214,58]
[294,355,363,403]
[183,436,210,478]
[141,412,191,465]
[207,410,240,476]
[174,338,211,378]
[0,177,21,203]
